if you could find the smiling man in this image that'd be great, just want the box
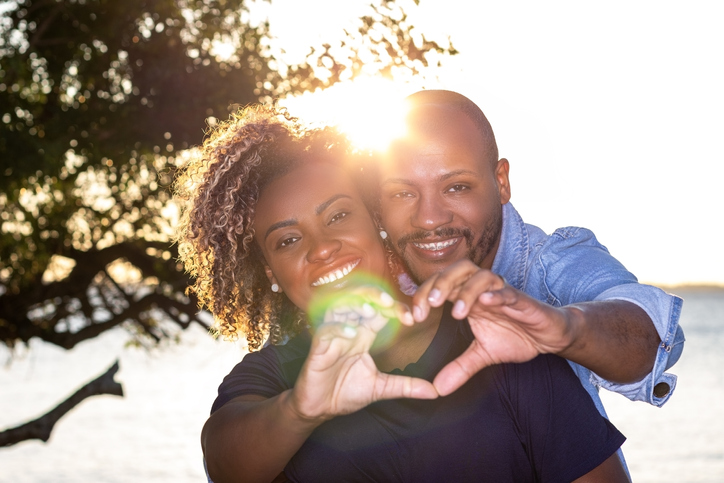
[377,90,685,418]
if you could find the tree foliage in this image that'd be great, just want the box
[0,0,455,351]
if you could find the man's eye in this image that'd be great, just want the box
[279,236,300,248]
[330,212,349,224]
[447,184,469,193]
[392,191,413,199]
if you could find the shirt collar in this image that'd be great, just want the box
[491,202,529,291]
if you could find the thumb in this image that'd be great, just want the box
[373,373,439,401]
[432,343,491,396]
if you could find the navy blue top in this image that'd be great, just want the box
[212,307,625,482]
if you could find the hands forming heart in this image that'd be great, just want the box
[290,259,575,420]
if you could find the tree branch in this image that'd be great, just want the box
[0,360,123,447]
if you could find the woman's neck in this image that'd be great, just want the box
[371,304,444,373]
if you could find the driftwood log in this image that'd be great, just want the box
[0,360,123,447]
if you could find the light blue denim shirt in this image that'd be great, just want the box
[492,202,684,411]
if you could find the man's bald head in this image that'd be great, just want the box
[403,90,499,168]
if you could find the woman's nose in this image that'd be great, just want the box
[306,236,342,263]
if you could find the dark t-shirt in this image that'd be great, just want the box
[212,307,625,482]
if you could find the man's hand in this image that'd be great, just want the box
[291,287,438,422]
[412,260,580,396]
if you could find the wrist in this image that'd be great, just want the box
[279,389,329,431]
[555,305,588,360]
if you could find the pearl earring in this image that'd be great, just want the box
[271,283,280,293]
[379,230,388,240]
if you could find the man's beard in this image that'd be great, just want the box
[395,208,503,285]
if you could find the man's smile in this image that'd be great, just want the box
[412,238,460,252]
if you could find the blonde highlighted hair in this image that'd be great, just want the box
[174,105,353,350]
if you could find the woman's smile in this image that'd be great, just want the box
[311,259,361,287]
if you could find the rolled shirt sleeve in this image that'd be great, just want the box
[533,225,685,407]
[591,283,684,406]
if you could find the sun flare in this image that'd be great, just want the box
[279,77,414,153]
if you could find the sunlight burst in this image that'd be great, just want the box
[280,77,414,153]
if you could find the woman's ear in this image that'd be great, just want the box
[264,265,282,293]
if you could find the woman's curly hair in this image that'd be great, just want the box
[174,104,355,350]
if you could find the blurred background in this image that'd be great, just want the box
[1,1,722,481]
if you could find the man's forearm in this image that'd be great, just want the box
[559,300,660,384]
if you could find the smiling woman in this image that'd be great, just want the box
[174,106,359,349]
[253,162,388,311]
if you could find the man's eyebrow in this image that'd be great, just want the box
[265,219,297,241]
[438,169,478,182]
[380,177,411,187]
[381,169,479,187]
[315,194,351,215]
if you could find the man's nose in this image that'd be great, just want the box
[410,194,452,231]
[306,236,342,263]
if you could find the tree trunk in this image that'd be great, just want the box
[0,360,124,447]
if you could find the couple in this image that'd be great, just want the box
[175,90,684,482]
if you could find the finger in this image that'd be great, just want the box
[432,341,492,396]
[477,284,519,307]
[412,260,485,322]
[343,285,396,308]
[316,319,361,337]
[392,301,415,326]
[450,270,508,320]
[411,271,441,319]
[306,323,363,367]
[329,287,413,328]
[372,373,439,401]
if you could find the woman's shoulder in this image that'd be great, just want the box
[268,329,312,364]
[210,331,312,414]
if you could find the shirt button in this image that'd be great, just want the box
[653,382,670,398]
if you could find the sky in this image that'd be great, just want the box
[266,0,723,287]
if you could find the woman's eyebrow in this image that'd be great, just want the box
[315,194,351,215]
[264,194,352,241]
[264,219,297,241]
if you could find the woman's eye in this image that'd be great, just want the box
[329,211,349,224]
[279,236,300,248]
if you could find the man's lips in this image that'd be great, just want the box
[411,238,460,252]
[311,259,361,287]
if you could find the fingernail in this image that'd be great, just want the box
[413,305,423,321]
[379,291,394,307]
[342,326,357,337]
[428,288,441,303]
[453,299,466,315]
[402,311,414,325]
[361,303,376,317]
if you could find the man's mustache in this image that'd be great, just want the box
[396,227,474,252]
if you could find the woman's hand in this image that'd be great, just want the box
[289,287,438,422]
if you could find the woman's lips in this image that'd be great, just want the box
[311,259,361,287]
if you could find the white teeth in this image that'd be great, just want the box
[413,239,457,251]
[311,260,360,287]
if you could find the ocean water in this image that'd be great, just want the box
[0,289,722,482]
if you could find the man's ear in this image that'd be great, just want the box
[495,158,512,204]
